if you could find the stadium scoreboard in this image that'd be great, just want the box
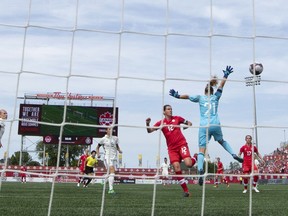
[18,104,118,144]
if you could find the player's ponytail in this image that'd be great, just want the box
[205,75,218,95]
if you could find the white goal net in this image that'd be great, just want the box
[0,1,288,216]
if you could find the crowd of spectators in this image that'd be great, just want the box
[226,144,288,175]
[261,145,288,174]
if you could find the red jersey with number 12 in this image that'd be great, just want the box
[154,116,187,150]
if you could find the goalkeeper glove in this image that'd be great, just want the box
[169,89,180,98]
[223,65,233,78]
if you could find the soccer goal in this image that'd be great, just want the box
[0,1,288,216]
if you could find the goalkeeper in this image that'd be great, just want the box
[169,66,243,186]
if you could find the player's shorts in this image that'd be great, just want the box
[216,170,224,175]
[104,158,118,169]
[242,164,258,174]
[199,125,223,148]
[168,144,191,164]
[84,166,94,175]
[162,170,169,177]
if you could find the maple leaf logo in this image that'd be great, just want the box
[99,111,113,126]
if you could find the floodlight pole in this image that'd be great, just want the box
[252,84,259,149]
[245,75,261,148]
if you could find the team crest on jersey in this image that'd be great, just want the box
[99,111,113,126]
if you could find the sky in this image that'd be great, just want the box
[0,0,288,168]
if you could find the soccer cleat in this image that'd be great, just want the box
[77,183,80,187]
[183,192,190,197]
[227,184,230,188]
[213,185,218,188]
[243,189,247,194]
[232,154,243,163]
[108,189,115,194]
[253,187,260,193]
[198,170,204,186]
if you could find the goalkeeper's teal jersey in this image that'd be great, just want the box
[189,89,222,126]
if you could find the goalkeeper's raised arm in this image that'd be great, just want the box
[169,89,190,100]
[218,65,233,89]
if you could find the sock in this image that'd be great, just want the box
[109,173,115,190]
[191,156,197,167]
[197,153,204,172]
[78,177,82,183]
[225,178,229,185]
[86,178,92,186]
[253,176,259,187]
[243,178,248,190]
[82,178,87,185]
[175,171,188,193]
[221,141,235,155]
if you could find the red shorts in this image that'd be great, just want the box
[243,164,258,174]
[217,170,224,174]
[168,144,191,164]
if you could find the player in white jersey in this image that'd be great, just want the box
[96,127,122,194]
[161,157,170,185]
[0,109,8,148]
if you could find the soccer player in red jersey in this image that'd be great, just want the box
[238,135,264,193]
[214,157,229,188]
[20,164,27,183]
[146,104,197,197]
[77,149,90,187]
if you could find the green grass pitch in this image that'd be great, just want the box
[0,182,287,216]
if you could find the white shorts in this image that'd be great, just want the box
[104,158,118,169]
[162,170,169,177]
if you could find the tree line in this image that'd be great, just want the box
[0,141,88,166]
